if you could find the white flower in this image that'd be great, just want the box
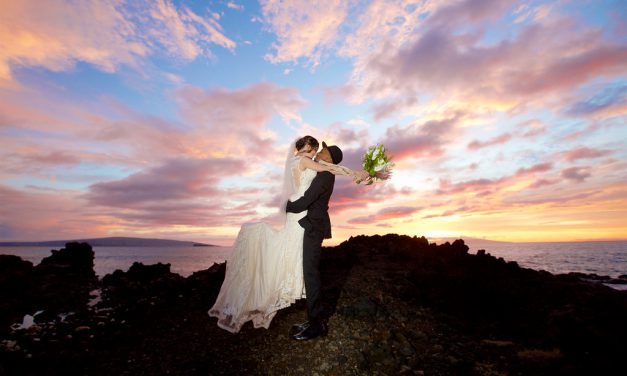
[372,147,380,160]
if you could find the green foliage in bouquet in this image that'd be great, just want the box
[362,144,394,182]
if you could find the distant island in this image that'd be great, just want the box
[0,236,216,247]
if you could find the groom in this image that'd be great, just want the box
[286,141,342,341]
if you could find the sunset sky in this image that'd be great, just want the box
[1,0,626,246]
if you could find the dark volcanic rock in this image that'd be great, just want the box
[341,234,627,374]
[2,234,626,376]
[101,262,185,316]
[39,242,95,271]
[34,242,97,310]
[0,243,97,334]
[0,256,36,331]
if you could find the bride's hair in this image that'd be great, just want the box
[295,135,319,151]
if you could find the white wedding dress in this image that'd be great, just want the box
[208,156,316,333]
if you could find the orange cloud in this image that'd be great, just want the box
[0,0,234,84]
[348,206,422,225]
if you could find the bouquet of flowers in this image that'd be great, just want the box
[320,144,393,185]
[361,144,394,184]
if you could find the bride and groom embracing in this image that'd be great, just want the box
[209,135,359,340]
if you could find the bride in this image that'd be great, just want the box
[208,135,348,333]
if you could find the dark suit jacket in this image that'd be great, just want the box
[286,171,335,239]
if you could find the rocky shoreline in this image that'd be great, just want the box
[1,234,626,375]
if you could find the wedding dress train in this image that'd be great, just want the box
[208,157,316,333]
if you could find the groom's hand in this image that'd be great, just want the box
[286,199,302,213]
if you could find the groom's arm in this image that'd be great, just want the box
[286,173,332,213]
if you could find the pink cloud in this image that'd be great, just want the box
[561,123,603,142]
[1,150,81,174]
[329,177,413,214]
[508,190,596,205]
[437,177,501,195]
[380,115,461,161]
[261,0,350,67]
[226,2,244,11]
[349,4,627,119]
[515,162,553,176]
[80,156,271,228]
[0,88,190,170]
[561,147,613,162]
[1,81,307,181]
[371,96,418,121]
[422,205,471,219]
[101,200,260,228]
[0,184,111,241]
[467,133,512,150]
[0,0,235,84]
[517,119,547,138]
[86,157,244,207]
[322,122,370,150]
[561,166,591,182]
[506,44,627,97]
[529,178,559,189]
[348,206,421,225]
[427,0,515,27]
[176,82,306,158]
[437,162,554,195]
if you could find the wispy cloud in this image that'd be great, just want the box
[84,157,255,227]
[566,84,627,117]
[348,206,422,225]
[260,0,350,67]
[560,147,613,162]
[227,2,244,11]
[0,0,235,85]
[561,166,591,182]
[468,133,512,150]
[175,82,306,158]
[381,115,462,161]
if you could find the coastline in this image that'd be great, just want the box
[1,235,627,375]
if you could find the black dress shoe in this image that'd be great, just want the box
[292,321,328,341]
[291,321,310,333]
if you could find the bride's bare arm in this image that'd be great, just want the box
[299,156,340,173]
[301,158,371,183]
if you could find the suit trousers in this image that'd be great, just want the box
[303,230,324,323]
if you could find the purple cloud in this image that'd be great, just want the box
[561,166,591,182]
[467,133,512,150]
[86,157,244,207]
[380,116,461,161]
[561,147,613,162]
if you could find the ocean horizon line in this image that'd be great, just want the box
[2,234,627,247]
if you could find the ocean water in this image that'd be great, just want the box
[461,240,627,290]
[0,246,233,278]
[461,240,627,276]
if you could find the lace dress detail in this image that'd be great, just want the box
[208,157,316,333]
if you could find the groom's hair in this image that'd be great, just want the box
[295,135,319,151]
